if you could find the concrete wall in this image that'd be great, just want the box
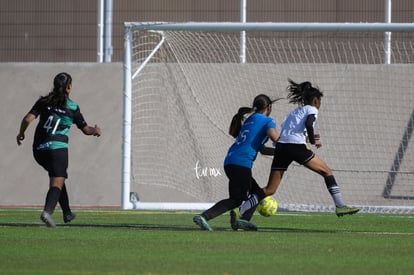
[1,63,413,210]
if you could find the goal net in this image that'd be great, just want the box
[122,22,414,213]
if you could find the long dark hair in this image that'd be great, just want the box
[286,79,323,106]
[228,94,276,138]
[37,72,72,109]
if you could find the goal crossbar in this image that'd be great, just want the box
[125,22,414,32]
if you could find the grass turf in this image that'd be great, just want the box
[0,209,413,275]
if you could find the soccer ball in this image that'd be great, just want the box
[257,196,278,217]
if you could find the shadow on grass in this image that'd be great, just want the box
[0,222,339,233]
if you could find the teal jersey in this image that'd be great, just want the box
[30,98,87,150]
[224,113,276,168]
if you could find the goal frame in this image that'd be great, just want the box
[122,22,414,210]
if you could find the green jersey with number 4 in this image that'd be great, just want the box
[29,98,87,150]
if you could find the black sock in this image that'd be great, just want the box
[241,206,257,221]
[256,188,266,202]
[59,184,71,214]
[44,187,61,214]
[202,198,241,221]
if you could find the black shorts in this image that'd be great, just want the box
[33,148,68,178]
[224,164,262,201]
[271,143,315,171]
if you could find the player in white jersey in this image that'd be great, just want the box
[239,79,359,217]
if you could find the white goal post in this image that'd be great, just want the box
[122,22,414,213]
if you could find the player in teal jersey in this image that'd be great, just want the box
[17,72,101,227]
[193,94,280,231]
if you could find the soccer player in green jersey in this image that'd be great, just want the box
[17,72,101,227]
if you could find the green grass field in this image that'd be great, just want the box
[0,209,413,275]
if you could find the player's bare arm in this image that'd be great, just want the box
[306,134,321,148]
[267,127,280,142]
[16,113,36,146]
[81,124,102,137]
[260,126,279,155]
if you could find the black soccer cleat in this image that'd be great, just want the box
[63,212,76,223]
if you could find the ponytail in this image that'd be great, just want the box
[37,72,72,109]
[287,78,323,106]
[228,93,278,138]
[228,107,254,138]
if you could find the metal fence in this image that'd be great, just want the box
[1,0,413,62]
